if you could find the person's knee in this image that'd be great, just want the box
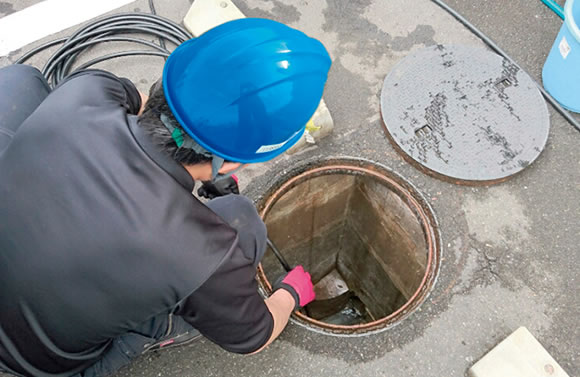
[207,195,267,263]
[0,64,51,99]
[220,195,266,237]
[1,64,45,83]
[0,65,50,149]
[231,195,267,263]
[208,195,258,222]
[226,195,259,219]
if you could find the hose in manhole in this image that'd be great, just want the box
[257,158,441,336]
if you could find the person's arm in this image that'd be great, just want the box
[174,245,314,354]
[174,247,276,354]
[250,289,295,353]
[251,264,316,353]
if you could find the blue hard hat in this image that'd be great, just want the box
[163,18,332,163]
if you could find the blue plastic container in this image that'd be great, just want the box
[543,0,580,112]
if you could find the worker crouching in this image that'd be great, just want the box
[0,18,331,377]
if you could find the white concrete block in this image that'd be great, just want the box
[183,0,245,37]
[468,327,570,377]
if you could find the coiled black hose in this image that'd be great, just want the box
[432,0,580,133]
[16,10,191,87]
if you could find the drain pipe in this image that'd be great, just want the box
[431,0,580,133]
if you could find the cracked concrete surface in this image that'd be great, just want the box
[1,0,578,376]
[463,187,531,247]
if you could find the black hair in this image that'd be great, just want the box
[137,79,212,166]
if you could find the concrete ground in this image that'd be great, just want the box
[1,0,578,376]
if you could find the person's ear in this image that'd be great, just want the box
[218,162,244,174]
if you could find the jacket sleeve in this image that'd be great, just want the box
[56,69,142,115]
[173,245,274,354]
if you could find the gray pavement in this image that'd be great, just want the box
[1,0,579,376]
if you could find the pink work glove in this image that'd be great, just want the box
[274,265,315,309]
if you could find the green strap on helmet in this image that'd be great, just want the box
[160,114,229,180]
[171,127,185,148]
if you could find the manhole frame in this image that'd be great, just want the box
[256,157,442,336]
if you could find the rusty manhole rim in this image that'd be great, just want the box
[256,157,442,336]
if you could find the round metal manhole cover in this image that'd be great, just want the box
[380,45,550,185]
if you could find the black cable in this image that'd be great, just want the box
[16,11,191,87]
[15,38,68,65]
[43,37,167,79]
[74,51,170,71]
[148,0,167,51]
[431,0,580,133]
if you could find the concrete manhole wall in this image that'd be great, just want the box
[257,158,441,336]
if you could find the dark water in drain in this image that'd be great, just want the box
[312,295,372,325]
[295,222,408,325]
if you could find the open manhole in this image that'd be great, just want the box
[257,158,441,336]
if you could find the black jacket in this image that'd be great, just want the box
[0,70,272,376]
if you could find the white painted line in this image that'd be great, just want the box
[0,0,135,57]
